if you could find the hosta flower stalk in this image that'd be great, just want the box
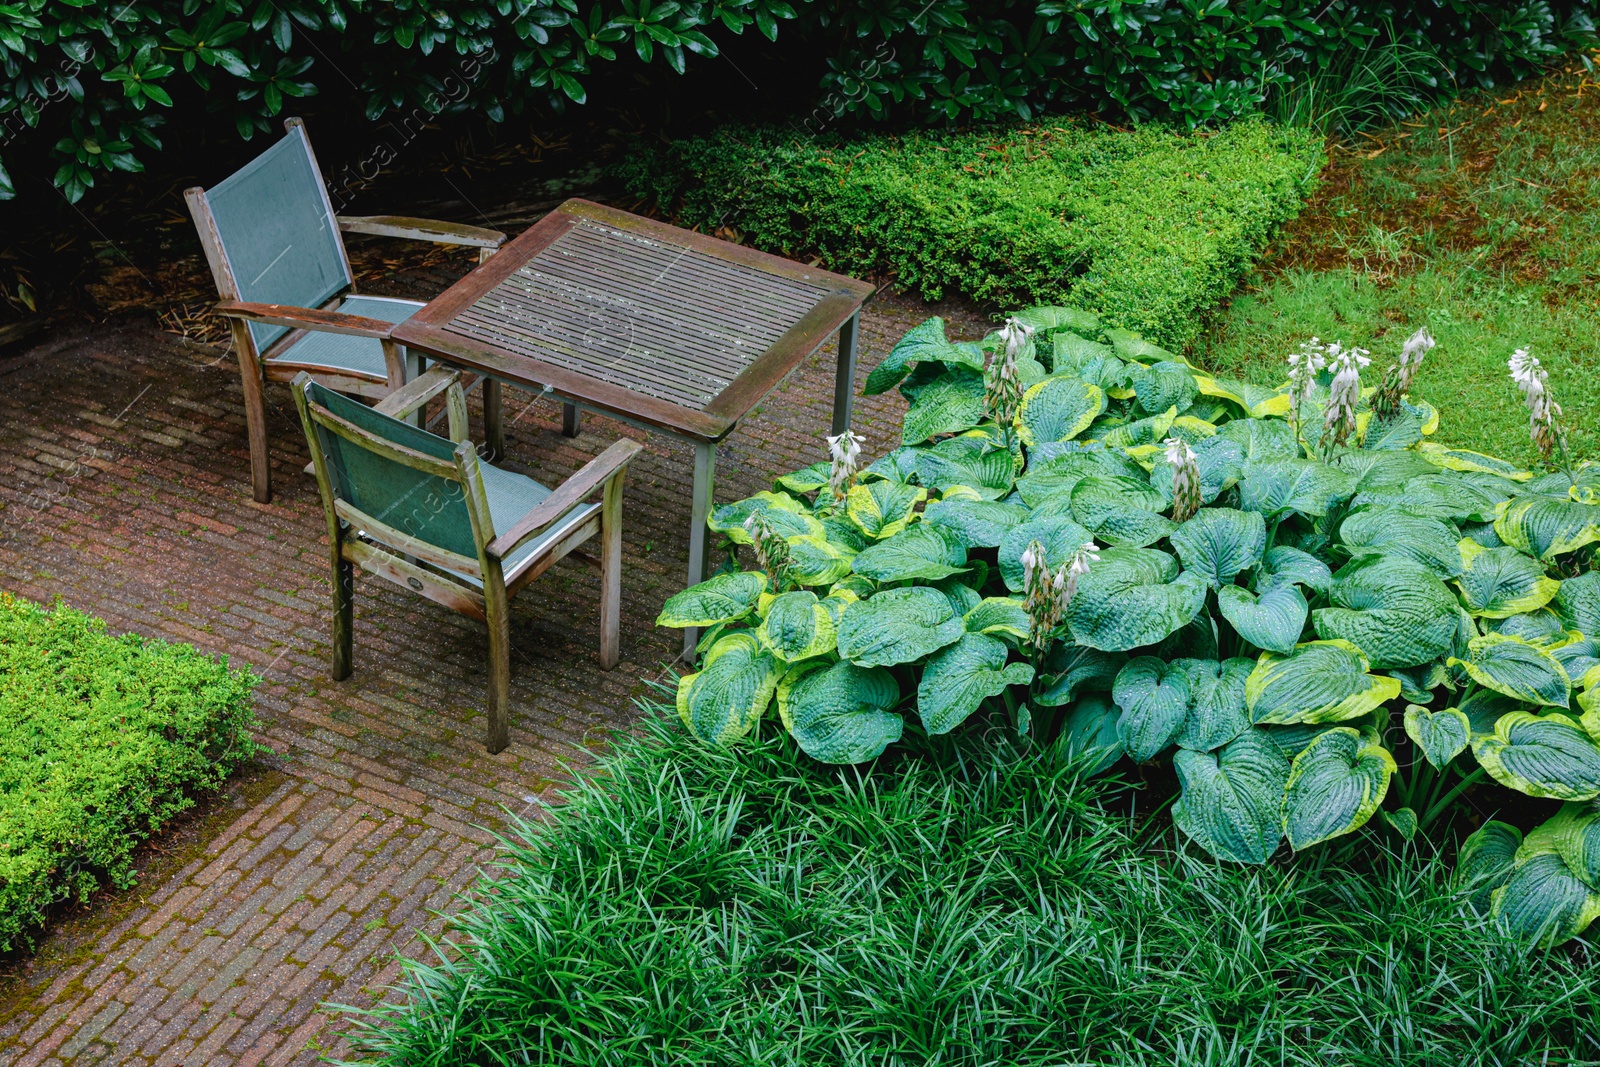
[1021,538,1098,656]
[1164,435,1201,523]
[1509,347,1571,474]
[1286,338,1327,453]
[1320,343,1370,457]
[743,512,791,592]
[825,428,863,501]
[986,317,1031,450]
[1373,326,1434,415]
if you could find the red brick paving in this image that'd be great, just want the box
[0,245,989,1064]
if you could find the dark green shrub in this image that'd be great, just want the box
[0,593,259,951]
[618,119,1323,346]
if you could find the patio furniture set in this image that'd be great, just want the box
[185,118,874,752]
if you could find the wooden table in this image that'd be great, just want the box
[392,198,875,653]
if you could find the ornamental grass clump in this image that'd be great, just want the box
[658,305,1600,948]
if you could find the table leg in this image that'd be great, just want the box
[683,439,717,658]
[483,379,505,461]
[562,402,582,438]
[831,311,860,436]
[404,347,425,427]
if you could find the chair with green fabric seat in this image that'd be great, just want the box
[186,115,508,504]
[292,366,644,753]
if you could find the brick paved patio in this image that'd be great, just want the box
[0,240,989,1065]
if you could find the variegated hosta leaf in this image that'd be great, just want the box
[1457,820,1523,913]
[1555,570,1600,634]
[921,498,1029,549]
[935,576,982,616]
[1449,633,1572,708]
[1245,640,1402,725]
[1051,331,1114,371]
[1257,545,1333,596]
[821,516,868,552]
[1113,656,1192,761]
[1312,555,1460,669]
[656,571,767,628]
[1403,703,1471,769]
[776,659,902,764]
[1491,849,1600,948]
[1550,634,1600,688]
[1388,662,1448,704]
[918,633,1035,735]
[1361,405,1425,451]
[1396,473,1506,523]
[1335,449,1439,492]
[902,369,986,445]
[675,633,781,746]
[1472,711,1600,800]
[1418,442,1532,481]
[709,491,823,544]
[774,462,830,496]
[847,481,926,540]
[1216,417,1299,462]
[757,591,838,662]
[1489,609,1567,644]
[851,525,968,583]
[1495,497,1600,561]
[1172,657,1253,752]
[912,436,1019,500]
[1149,435,1246,508]
[1013,305,1101,335]
[1173,729,1292,864]
[1091,406,1178,449]
[1128,361,1198,416]
[1282,727,1395,850]
[1013,375,1105,447]
[1218,583,1308,655]
[1065,547,1209,653]
[1525,802,1600,887]
[1454,539,1560,618]
[1168,508,1266,589]
[1458,688,1523,736]
[835,586,965,667]
[864,316,976,395]
[964,597,1030,641]
[1106,327,1181,364]
[1238,458,1357,520]
[1060,693,1125,776]
[997,515,1097,592]
[785,534,856,587]
[1338,506,1464,579]
[1070,475,1176,548]
[1034,645,1125,708]
[1193,375,1290,418]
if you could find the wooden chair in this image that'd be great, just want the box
[291,366,643,753]
[186,116,508,504]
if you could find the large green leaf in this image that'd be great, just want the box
[1525,802,1600,887]
[963,597,1030,641]
[1106,328,1181,364]
[1169,508,1266,589]
[709,491,823,544]
[922,498,1029,549]
[1396,473,1507,523]
[1060,693,1125,776]
[1245,640,1402,725]
[1065,548,1208,652]
[1014,375,1105,447]
[918,633,1034,735]
[1173,729,1291,864]
[1338,506,1464,579]
[657,571,768,628]
[913,436,1019,500]
[1455,539,1560,618]
[1091,406,1178,449]
[1457,820,1523,912]
[1312,555,1460,669]
[835,586,965,667]
[1015,305,1101,335]
[1218,583,1307,655]
[1281,727,1395,850]
[675,633,781,746]
[1238,458,1357,519]
[1149,435,1246,508]
[1034,645,1125,707]
[864,316,976,395]
[1334,449,1440,491]
[1172,657,1253,752]
[758,591,838,662]
[1216,417,1299,461]
[1404,703,1471,769]
[774,462,831,496]
[1113,656,1192,761]
[1070,475,1175,548]
[846,481,926,539]
[1419,443,1532,481]
[851,525,968,583]
[1128,361,1198,416]
[777,659,902,763]
[1472,711,1600,800]
[1459,688,1525,736]
[1491,849,1600,947]
[1257,545,1332,596]
[997,515,1097,592]
[1555,571,1600,634]
[785,534,857,587]
[1495,497,1600,561]
[1450,633,1572,708]
[902,369,986,445]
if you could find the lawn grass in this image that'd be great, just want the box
[1193,52,1600,466]
[341,702,1600,1066]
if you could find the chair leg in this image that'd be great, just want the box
[599,469,626,670]
[232,321,273,503]
[331,555,354,680]
[483,564,512,754]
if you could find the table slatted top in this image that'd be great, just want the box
[444,217,832,409]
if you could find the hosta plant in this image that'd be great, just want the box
[657,307,1600,948]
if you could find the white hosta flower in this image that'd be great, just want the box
[1375,326,1434,414]
[1164,435,1201,523]
[985,324,1027,440]
[999,316,1035,359]
[825,428,863,498]
[1022,538,1099,654]
[1321,343,1370,454]
[1286,337,1328,443]
[1509,347,1563,459]
[743,512,791,592]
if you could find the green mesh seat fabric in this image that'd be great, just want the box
[270,295,423,378]
[306,381,599,580]
[205,126,352,354]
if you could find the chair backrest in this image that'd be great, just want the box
[298,380,486,564]
[195,121,352,353]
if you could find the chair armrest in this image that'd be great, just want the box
[214,301,398,339]
[374,366,461,420]
[337,215,507,249]
[486,438,644,561]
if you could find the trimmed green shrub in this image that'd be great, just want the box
[0,593,259,951]
[619,119,1322,348]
